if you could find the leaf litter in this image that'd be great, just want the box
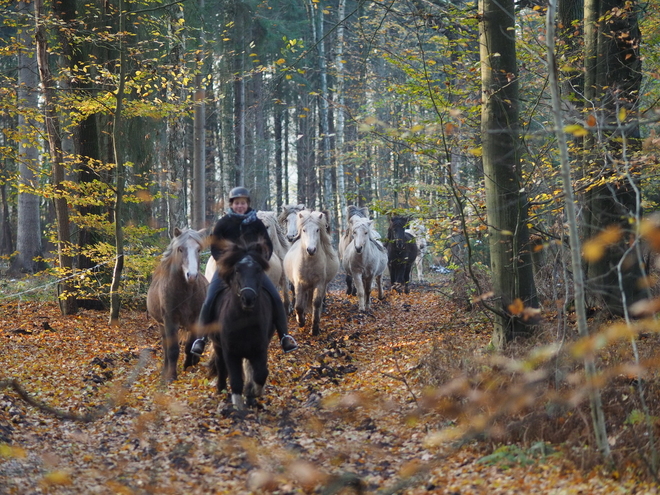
[1,283,658,494]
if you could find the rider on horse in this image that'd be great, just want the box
[191,187,298,356]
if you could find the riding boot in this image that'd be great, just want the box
[262,274,298,353]
[192,273,227,357]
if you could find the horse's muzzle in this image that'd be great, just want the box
[306,247,317,256]
[239,286,258,309]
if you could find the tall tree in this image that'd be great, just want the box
[11,0,43,276]
[479,0,538,348]
[108,0,127,325]
[34,0,77,314]
[192,0,206,230]
[583,0,644,314]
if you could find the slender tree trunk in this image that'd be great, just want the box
[479,0,538,348]
[546,0,611,460]
[11,0,43,276]
[317,5,334,232]
[274,100,284,208]
[109,0,127,325]
[335,0,347,229]
[234,64,245,187]
[192,0,206,230]
[254,72,269,209]
[34,0,77,315]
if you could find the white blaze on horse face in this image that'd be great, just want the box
[181,238,201,283]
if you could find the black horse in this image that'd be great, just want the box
[208,240,275,410]
[386,216,419,294]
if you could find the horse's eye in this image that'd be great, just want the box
[178,247,183,252]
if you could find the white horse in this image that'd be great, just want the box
[406,219,429,282]
[338,205,379,295]
[278,204,306,243]
[283,210,339,336]
[342,217,388,311]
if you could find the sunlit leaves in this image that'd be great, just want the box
[582,226,622,262]
[563,124,589,137]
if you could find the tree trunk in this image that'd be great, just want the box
[335,0,347,229]
[11,1,43,276]
[34,0,77,315]
[254,71,269,210]
[109,0,127,325]
[192,0,206,230]
[479,0,538,348]
[583,0,644,314]
[233,64,245,187]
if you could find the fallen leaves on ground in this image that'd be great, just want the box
[0,284,657,494]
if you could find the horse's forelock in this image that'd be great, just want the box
[299,211,333,250]
[218,241,269,281]
[161,229,203,262]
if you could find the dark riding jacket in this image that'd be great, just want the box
[210,208,274,261]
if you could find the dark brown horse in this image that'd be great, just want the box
[386,216,418,294]
[147,228,208,382]
[209,240,275,410]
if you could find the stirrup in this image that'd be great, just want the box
[281,335,298,353]
[191,338,206,357]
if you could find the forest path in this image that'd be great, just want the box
[0,283,643,494]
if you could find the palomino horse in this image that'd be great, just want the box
[208,240,275,410]
[386,216,419,294]
[342,216,388,311]
[278,204,306,243]
[257,210,291,312]
[147,228,209,382]
[283,210,339,336]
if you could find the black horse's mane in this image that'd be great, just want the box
[216,239,270,282]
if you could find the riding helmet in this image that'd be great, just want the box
[229,186,250,202]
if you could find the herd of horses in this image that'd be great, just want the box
[146,206,426,409]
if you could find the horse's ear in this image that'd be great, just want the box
[174,227,182,237]
[198,228,210,246]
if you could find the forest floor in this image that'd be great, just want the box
[1,273,659,494]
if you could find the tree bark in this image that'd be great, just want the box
[583,0,644,314]
[192,0,206,230]
[11,1,43,276]
[546,0,611,461]
[479,0,538,348]
[35,0,77,315]
[108,0,127,325]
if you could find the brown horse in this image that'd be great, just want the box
[147,228,208,382]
